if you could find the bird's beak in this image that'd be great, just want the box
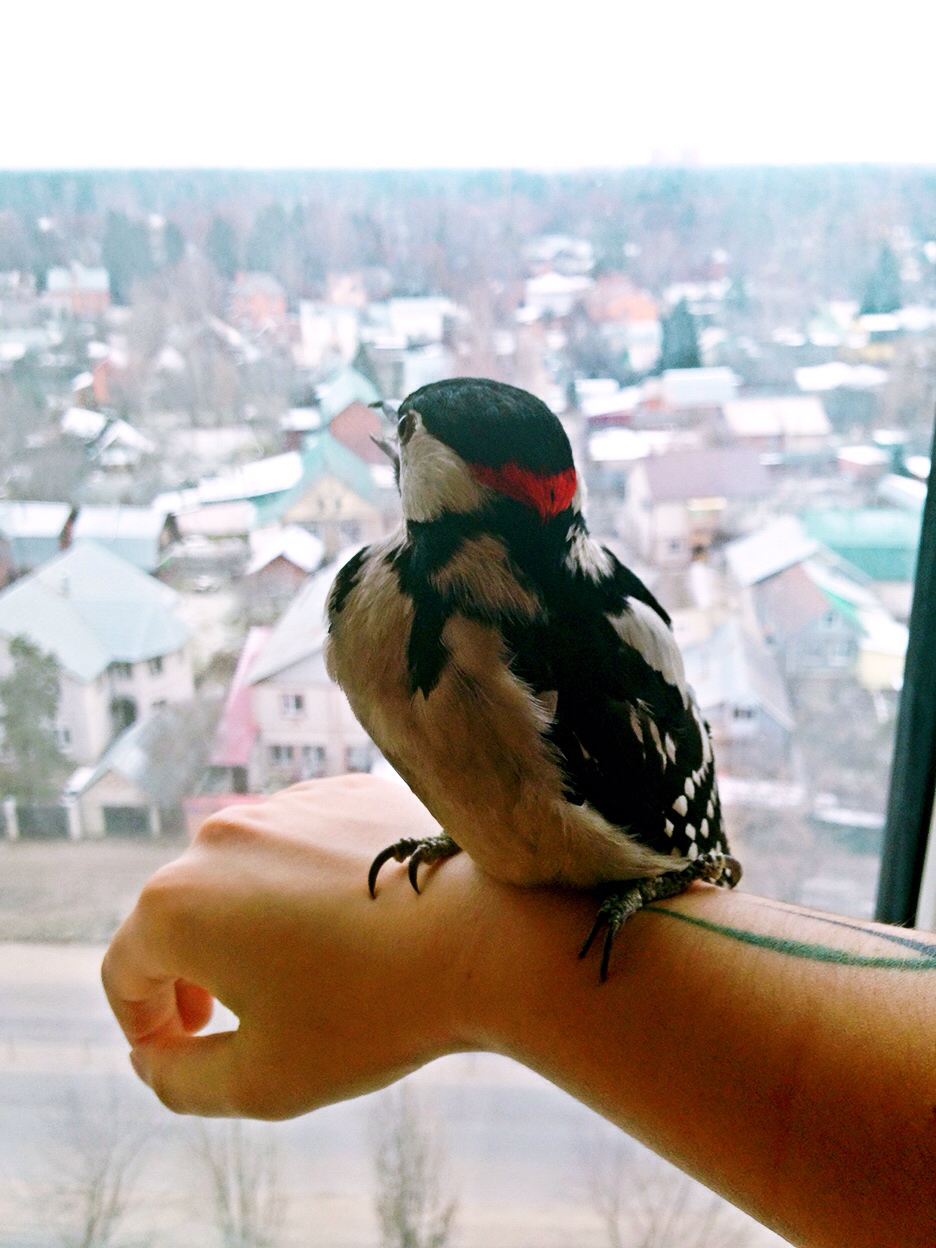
[370,401,401,482]
[370,433,401,483]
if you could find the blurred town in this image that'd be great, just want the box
[0,167,932,920]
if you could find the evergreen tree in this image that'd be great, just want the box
[0,636,68,801]
[101,211,153,304]
[163,221,186,267]
[660,298,701,370]
[204,215,239,282]
[860,242,902,315]
[245,202,290,274]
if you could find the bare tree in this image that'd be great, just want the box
[40,1083,151,1248]
[371,1082,458,1248]
[581,1122,757,1248]
[190,1119,287,1248]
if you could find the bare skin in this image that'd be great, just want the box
[102,776,936,1248]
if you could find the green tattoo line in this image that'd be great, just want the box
[754,901,936,957]
[645,907,936,970]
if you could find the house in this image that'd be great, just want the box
[241,525,325,621]
[165,450,305,538]
[63,505,179,573]
[724,516,819,589]
[0,501,72,580]
[724,517,900,680]
[364,297,459,346]
[246,556,374,790]
[183,626,271,834]
[328,401,387,465]
[253,432,384,556]
[230,271,287,330]
[624,447,770,567]
[281,407,322,451]
[682,618,794,776]
[752,563,861,677]
[801,507,921,618]
[72,700,218,838]
[0,542,194,765]
[60,408,156,470]
[523,271,592,319]
[583,275,662,373]
[802,556,908,692]
[656,367,738,411]
[45,263,110,316]
[316,365,381,421]
[296,301,360,371]
[721,395,831,450]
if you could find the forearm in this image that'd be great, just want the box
[103,779,936,1248]
[453,871,936,1248]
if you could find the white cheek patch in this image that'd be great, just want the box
[400,419,489,521]
[611,598,688,700]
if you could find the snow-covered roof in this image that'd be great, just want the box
[196,452,304,504]
[0,501,71,539]
[588,428,653,464]
[61,407,107,441]
[0,541,188,682]
[724,517,819,588]
[795,361,888,391]
[722,395,830,439]
[71,505,169,572]
[661,367,738,408]
[877,474,927,514]
[245,525,325,576]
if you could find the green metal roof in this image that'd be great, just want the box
[801,508,921,581]
[0,541,189,682]
[317,366,380,423]
[254,431,376,526]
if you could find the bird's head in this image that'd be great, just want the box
[390,378,579,526]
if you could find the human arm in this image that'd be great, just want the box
[102,775,936,1248]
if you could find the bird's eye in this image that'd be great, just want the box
[397,411,416,445]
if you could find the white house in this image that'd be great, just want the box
[624,447,770,567]
[0,542,194,765]
[246,553,374,790]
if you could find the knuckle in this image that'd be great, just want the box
[134,861,194,933]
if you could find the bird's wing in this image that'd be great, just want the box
[502,539,726,860]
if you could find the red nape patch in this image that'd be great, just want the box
[470,462,577,521]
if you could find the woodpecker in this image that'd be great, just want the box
[325,378,740,979]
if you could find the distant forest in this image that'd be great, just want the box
[2,166,936,307]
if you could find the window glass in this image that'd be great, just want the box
[4,158,932,1248]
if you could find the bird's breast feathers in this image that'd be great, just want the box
[326,533,690,888]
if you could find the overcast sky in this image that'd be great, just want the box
[2,0,935,169]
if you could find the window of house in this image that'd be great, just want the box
[147,656,164,676]
[269,744,295,765]
[281,693,304,716]
[109,661,132,680]
[345,744,372,773]
[301,745,327,778]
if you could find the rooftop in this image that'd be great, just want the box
[249,550,358,684]
[0,541,189,682]
[640,447,770,502]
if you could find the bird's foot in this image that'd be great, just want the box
[579,850,742,982]
[368,833,462,897]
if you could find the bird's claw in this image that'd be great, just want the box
[579,850,742,982]
[368,834,462,897]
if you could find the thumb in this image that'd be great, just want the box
[130,1030,253,1117]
